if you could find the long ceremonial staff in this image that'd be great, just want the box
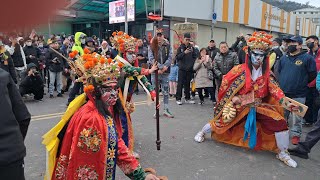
[151,28,161,151]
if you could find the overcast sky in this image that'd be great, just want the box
[289,0,319,8]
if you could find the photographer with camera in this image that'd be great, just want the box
[231,33,251,64]
[176,33,198,105]
[46,41,67,98]
[19,63,44,101]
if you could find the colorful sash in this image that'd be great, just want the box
[105,116,118,180]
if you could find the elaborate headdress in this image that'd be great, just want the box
[68,48,124,93]
[243,31,272,94]
[245,31,273,52]
[110,31,136,53]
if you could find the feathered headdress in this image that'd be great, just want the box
[110,31,136,53]
[68,48,124,93]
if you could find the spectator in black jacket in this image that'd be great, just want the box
[23,37,41,67]
[231,34,251,64]
[19,63,44,101]
[207,40,219,60]
[0,44,17,83]
[46,41,66,98]
[0,68,30,180]
[269,38,283,80]
[175,33,197,105]
[6,36,27,82]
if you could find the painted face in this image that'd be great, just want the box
[250,50,265,66]
[126,52,135,64]
[100,85,118,106]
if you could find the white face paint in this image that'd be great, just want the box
[250,50,265,66]
[126,52,135,64]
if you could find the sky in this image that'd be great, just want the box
[289,0,319,8]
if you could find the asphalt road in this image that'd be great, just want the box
[24,91,320,180]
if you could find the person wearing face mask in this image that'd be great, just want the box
[269,38,283,80]
[213,42,239,91]
[23,37,41,67]
[303,35,320,126]
[0,41,18,84]
[98,40,111,58]
[278,36,317,145]
[66,32,87,106]
[279,35,293,56]
[194,31,299,168]
[43,50,162,180]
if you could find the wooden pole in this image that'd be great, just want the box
[154,23,161,151]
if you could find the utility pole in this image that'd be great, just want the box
[211,0,216,39]
[124,0,128,34]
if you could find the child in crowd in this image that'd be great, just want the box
[169,60,178,97]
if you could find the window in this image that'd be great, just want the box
[293,12,296,14]
[315,12,318,14]
[299,12,302,14]
[304,12,307,14]
[311,12,314,14]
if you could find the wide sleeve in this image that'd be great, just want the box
[122,65,155,98]
[268,76,285,101]
[117,138,146,179]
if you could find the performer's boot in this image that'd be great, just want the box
[275,130,297,168]
[194,123,211,143]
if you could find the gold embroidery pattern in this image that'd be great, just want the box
[76,165,99,180]
[212,72,246,127]
[77,128,102,153]
[55,155,68,179]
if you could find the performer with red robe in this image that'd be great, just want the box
[194,31,298,168]
[43,49,161,180]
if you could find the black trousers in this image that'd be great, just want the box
[197,87,215,102]
[297,110,320,153]
[304,87,319,124]
[0,159,25,180]
[19,86,44,100]
[68,82,83,103]
[176,70,193,101]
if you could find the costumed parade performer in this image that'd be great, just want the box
[110,31,157,158]
[42,47,163,180]
[194,31,298,168]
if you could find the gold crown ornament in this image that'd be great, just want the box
[110,31,136,53]
[246,31,273,52]
[68,48,124,93]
